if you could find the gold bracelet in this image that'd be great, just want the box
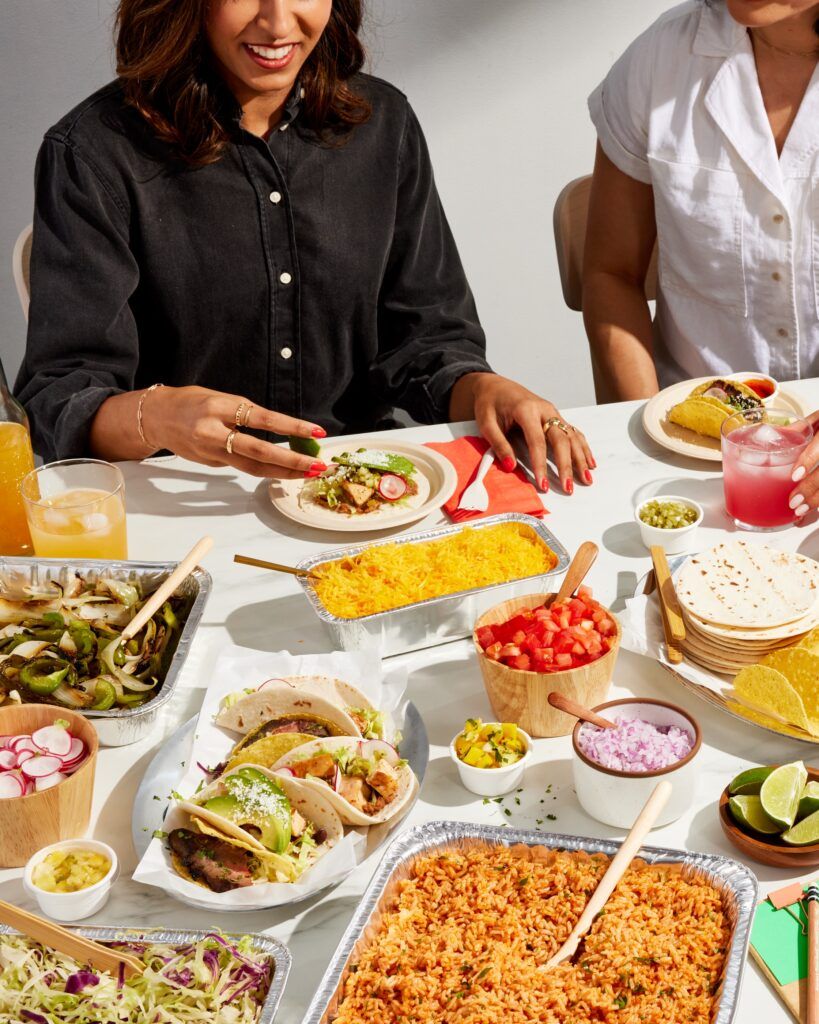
[137,383,164,452]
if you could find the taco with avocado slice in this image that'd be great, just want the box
[272,736,416,827]
[668,378,763,439]
[172,765,343,890]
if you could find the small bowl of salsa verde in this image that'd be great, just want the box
[635,495,703,554]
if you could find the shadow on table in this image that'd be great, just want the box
[225,591,331,653]
[626,405,707,469]
[121,462,251,518]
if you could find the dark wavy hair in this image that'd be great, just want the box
[115,0,371,166]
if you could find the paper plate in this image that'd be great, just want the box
[269,438,457,532]
[642,377,808,462]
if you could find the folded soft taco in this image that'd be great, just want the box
[273,736,415,826]
[171,765,343,890]
[668,378,762,439]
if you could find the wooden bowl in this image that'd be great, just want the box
[473,593,621,737]
[0,705,99,867]
[718,766,819,868]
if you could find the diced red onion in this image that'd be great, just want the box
[577,716,693,773]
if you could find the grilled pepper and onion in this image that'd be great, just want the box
[0,575,187,712]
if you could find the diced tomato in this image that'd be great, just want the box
[571,642,585,656]
[484,642,502,661]
[598,618,617,637]
[577,585,593,601]
[476,625,496,650]
[508,653,531,671]
[579,619,594,632]
[499,644,521,659]
[511,629,527,645]
[555,653,573,668]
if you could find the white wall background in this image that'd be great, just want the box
[0,0,670,409]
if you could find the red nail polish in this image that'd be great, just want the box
[305,462,327,477]
[584,470,593,484]
[539,476,548,492]
[501,456,516,472]
[311,427,327,438]
[565,479,574,495]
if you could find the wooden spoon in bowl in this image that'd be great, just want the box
[552,541,599,605]
[547,692,616,729]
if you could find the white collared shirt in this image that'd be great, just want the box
[588,0,819,386]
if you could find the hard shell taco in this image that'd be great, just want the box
[272,736,416,827]
[171,765,343,890]
[668,378,762,439]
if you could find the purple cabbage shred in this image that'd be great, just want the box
[65,971,100,994]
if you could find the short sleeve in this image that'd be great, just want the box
[588,29,655,184]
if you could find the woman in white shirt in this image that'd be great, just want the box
[583,0,819,403]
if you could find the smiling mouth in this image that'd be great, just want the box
[244,42,296,61]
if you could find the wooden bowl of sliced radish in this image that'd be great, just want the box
[0,704,98,867]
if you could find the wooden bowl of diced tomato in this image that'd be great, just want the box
[473,588,621,738]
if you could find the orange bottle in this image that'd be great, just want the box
[0,359,35,555]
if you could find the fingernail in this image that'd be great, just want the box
[539,476,548,492]
[793,465,807,482]
[304,462,327,478]
[589,457,597,469]
[311,427,327,438]
[796,503,810,518]
[564,479,573,495]
[789,493,805,510]
[584,470,593,484]
[501,456,516,472]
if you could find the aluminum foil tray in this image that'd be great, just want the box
[304,820,758,1024]
[0,558,211,746]
[0,924,290,1022]
[296,513,570,656]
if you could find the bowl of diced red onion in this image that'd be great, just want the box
[571,698,701,829]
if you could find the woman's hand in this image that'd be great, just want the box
[788,410,819,518]
[450,373,595,493]
[141,385,327,478]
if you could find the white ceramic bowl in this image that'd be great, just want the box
[634,494,703,555]
[727,372,779,405]
[571,699,701,829]
[449,726,532,797]
[23,839,118,922]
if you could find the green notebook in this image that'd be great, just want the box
[750,885,813,1022]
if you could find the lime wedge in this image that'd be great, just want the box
[760,762,808,829]
[288,436,321,457]
[728,795,782,836]
[728,766,775,796]
[797,781,819,821]
[782,808,819,846]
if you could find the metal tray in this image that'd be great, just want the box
[0,924,290,1022]
[296,513,570,656]
[304,821,758,1024]
[0,558,212,746]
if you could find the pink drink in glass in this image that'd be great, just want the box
[721,410,812,530]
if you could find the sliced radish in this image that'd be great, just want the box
[60,738,86,767]
[35,772,67,792]
[0,736,10,748]
[20,755,63,779]
[31,725,72,757]
[15,750,35,767]
[25,780,35,796]
[332,765,344,793]
[13,739,40,756]
[0,774,25,799]
[275,766,295,777]
[8,735,31,751]
[360,739,400,762]
[377,474,407,501]
[0,750,16,770]
[258,678,289,692]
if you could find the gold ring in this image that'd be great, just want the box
[242,403,254,427]
[544,416,571,436]
[225,429,237,455]
[235,402,247,427]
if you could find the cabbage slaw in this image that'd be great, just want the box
[0,932,272,1023]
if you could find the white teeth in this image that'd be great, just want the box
[247,43,294,60]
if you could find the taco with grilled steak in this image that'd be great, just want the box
[170,765,343,891]
[668,378,762,439]
[273,736,415,826]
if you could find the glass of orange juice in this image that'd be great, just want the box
[20,459,128,560]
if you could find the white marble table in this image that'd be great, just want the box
[4,387,819,1023]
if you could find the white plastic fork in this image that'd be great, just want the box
[456,448,497,513]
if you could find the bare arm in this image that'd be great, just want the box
[582,143,658,403]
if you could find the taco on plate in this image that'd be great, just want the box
[171,765,343,890]
[667,378,762,439]
[273,736,415,826]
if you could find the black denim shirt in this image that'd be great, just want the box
[15,75,491,461]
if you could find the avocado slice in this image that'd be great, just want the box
[288,436,321,457]
[205,771,292,854]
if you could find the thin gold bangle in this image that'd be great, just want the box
[137,383,164,452]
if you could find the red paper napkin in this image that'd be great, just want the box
[425,436,548,522]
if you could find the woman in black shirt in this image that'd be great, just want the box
[16,0,595,495]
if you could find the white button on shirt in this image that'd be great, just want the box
[279,272,292,285]
[280,347,293,360]
[589,0,819,385]
[269,191,282,204]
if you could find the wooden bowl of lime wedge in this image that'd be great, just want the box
[718,762,819,867]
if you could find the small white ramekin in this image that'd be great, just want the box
[635,495,703,555]
[571,699,701,829]
[23,839,118,922]
[449,726,532,797]
[726,372,779,406]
